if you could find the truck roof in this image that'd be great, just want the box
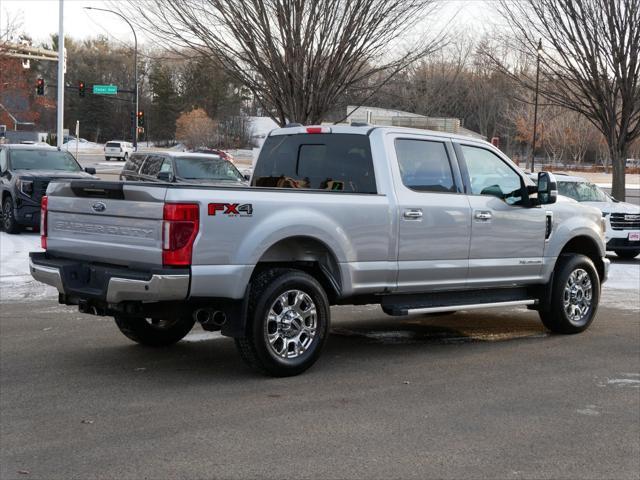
[268,124,492,145]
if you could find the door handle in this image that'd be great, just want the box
[474,211,492,221]
[403,209,423,219]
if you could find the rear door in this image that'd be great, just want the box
[454,142,546,287]
[392,134,471,292]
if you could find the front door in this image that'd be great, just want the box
[393,135,471,292]
[455,142,546,287]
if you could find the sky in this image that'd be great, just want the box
[0,0,146,45]
[1,0,494,48]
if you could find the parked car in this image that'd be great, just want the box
[120,151,248,185]
[31,125,608,376]
[531,173,640,259]
[0,144,96,233]
[104,140,133,161]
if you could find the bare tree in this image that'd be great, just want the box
[491,0,640,200]
[117,0,445,127]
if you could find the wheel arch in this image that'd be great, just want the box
[250,235,343,303]
[558,235,605,281]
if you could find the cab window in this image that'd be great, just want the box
[460,145,523,203]
[395,139,456,193]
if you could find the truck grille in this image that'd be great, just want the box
[610,213,640,230]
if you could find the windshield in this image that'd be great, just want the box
[558,181,610,203]
[174,156,243,181]
[10,149,82,171]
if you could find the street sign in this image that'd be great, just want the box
[92,84,117,95]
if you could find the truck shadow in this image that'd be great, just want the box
[69,308,548,383]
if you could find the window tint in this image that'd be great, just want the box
[395,139,456,193]
[106,142,121,148]
[461,145,522,202]
[140,155,167,177]
[125,154,146,173]
[252,134,376,193]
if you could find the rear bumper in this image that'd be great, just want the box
[29,252,189,304]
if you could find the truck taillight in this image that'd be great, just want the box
[162,203,199,266]
[305,126,331,134]
[40,196,48,249]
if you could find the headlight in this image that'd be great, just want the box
[17,178,34,196]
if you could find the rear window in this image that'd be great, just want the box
[125,154,146,172]
[106,142,121,148]
[252,133,376,193]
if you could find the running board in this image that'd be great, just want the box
[403,300,537,316]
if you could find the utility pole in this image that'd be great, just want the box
[530,39,543,173]
[56,0,65,149]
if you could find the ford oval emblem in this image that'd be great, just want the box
[91,202,106,213]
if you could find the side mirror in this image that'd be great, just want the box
[84,167,96,175]
[157,171,174,182]
[537,171,557,205]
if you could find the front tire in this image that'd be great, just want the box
[114,315,195,347]
[235,269,330,377]
[2,197,21,234]
[615,250,639,259]
[539,254,600,334]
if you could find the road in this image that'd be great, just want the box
[1,298,639,479]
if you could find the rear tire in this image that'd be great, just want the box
[2,197,21,234]
[235,268,330,377]
[114,314,195,347]
[615,250,639,259]
[538,254,600,334]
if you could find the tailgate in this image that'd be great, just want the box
[46,181,167,268]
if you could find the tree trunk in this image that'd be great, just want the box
[610,143,627,201]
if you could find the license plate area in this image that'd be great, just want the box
[628,232,640,242]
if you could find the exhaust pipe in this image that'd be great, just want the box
[194,308,227,329]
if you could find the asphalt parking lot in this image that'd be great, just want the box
[1,298,638,479]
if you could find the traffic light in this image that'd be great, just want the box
[36,78,45,96]
[78,80,86,97]
[137,110,145,127]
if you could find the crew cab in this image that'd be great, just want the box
[0,144,96,233]
[30,125,609,376]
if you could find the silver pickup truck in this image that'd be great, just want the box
[30,125,609,376]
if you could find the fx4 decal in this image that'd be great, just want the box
[208,203,253,217]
